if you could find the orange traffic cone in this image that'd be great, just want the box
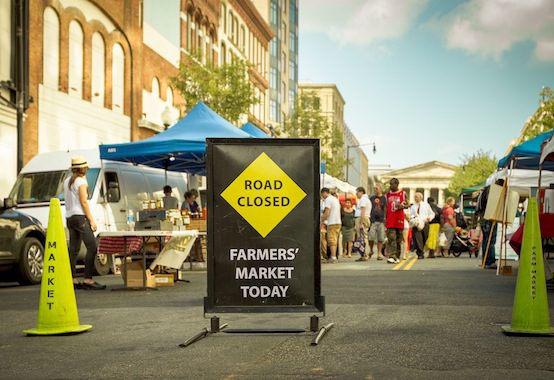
[502,197,554,336]
[23,198,92,335]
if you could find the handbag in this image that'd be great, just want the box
[352,228,366,255]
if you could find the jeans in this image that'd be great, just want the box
[67,215,97,278]
[481,221,497,266]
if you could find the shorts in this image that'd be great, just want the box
[442,223,455,249]
[326,224,341,246]
[368,222,386,242]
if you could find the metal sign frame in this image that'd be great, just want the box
[204,138,324,314]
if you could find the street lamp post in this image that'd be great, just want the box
[345,142,376,185]
[161,106,175,130]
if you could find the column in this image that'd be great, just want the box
[424,188,431,202]
[409,187,415,204]
[438,188,444,206]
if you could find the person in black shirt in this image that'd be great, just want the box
[368,184,387,260]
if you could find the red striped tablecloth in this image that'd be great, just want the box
[98,236,143,255]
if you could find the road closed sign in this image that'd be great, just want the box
[205,138,324,313]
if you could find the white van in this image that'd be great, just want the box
[5,148,188,282]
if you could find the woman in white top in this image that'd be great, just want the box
[64,156,105,290]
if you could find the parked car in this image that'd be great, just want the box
[0,198,45,284]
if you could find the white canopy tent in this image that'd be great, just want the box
[320,173,357,194]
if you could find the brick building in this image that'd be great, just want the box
[0,0,272,196]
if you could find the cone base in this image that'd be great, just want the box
[501,325,554,336]
[23,324,92,336]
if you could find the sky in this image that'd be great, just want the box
[298,0,554,169]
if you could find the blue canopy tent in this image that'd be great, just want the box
[498,130,554,170]
[99,102,250,175]
[240,122,272,138]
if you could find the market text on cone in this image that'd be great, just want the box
[23,198,92,336]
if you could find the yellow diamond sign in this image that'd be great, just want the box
[221,152,307,238]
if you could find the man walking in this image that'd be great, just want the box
[385,178,408,264]
[409,192,434,259]
[368,184,386,260]
[354,187,371,261]
[321,188,341,263]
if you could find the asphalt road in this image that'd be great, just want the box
[1,256,553,380]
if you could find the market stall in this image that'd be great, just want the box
[97,102,251,284]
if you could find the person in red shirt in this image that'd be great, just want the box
[441,197,457,257]
[385,178,409,263]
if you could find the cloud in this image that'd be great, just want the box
[300,0,429,46]
[434,0,554,61]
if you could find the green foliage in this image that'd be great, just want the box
[284,92,346,178]
[522,87,554,140]
[447,150,497,197]
[171,58,257,124]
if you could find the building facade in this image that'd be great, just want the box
[219,0,272,131]
[252,0,298,131]
[298,82,346,177]
[380,161,457,206]
[0,0,272,196]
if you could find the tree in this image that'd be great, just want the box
[283,92,347,178]
[171,58,257,124]
[522,86,554,140]
[447,150,497,196]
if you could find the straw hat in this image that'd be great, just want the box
[71,156,88,169]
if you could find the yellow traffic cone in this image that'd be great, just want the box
[502,197,554,336]
[23,198,92,335]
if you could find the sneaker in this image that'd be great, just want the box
[377,256,384,261]
[387,257,396,264]
[82,281,106,290]
[355,256,368,262]
[328,257,338,264]
[73,282,83,290]
[394,258,401,264]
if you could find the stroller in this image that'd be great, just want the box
[450,228,481,258]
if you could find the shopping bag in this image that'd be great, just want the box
[438,232,447,247]
[352,228,366,255]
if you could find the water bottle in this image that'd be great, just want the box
[127,210,135,231]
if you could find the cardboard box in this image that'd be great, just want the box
[121,260,156,288]
[154,274,174,287]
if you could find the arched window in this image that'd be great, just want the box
[68,20,84,97]
[43,7,59,89]
[166,86,173,106]
[151,77,160,98]
[91,32,105,106]
[112,43,125,113]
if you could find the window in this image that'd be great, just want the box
[68,21,84,98]
[270,39,277,57]
[42,7,59,89]
[91,32,105,107]
[289,32,296,53]
[270,67,277,88]
[270,0,278,25]
[221,3,227,33]
[221,42,227,65]
[112,43,125,113]
[166,86,173,106]
[103,172,120,203]
[0,1,11,82]
[270,99,277,121]
[240,26,245,52]
[151,77,160,97]
[186,12,193,52]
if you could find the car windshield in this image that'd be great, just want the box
[9,169,100,204]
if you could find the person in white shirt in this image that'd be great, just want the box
[64,156,105,290]
[409,192,435,259]
[354,186,372,261]
[320,187,342,263]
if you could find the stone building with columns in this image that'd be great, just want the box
[380,161,457,206]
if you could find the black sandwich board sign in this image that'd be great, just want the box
[205,138,324,314]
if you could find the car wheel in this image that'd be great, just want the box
[94,252,113,276]
[18,237,44,285]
